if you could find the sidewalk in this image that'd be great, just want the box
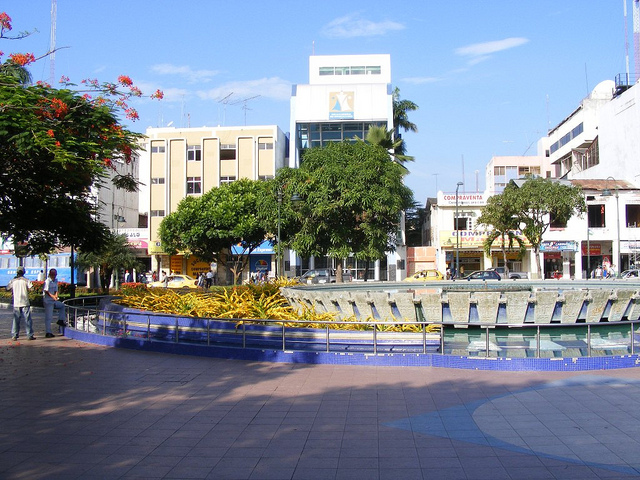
[1,306,640,479]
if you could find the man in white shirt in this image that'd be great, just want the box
[43,268,67,338]
[6,266,35,341]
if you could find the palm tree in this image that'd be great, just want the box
[0,60,32,85]
[76,231,142,294]
[393,87,418,134]
[363,125,414,164]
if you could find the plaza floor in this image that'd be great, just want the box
[1,305,640,479]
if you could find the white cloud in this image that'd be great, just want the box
[197,77,292,102]
[322,13,404,38]
[455,37,529,60]
[150,63,220,84]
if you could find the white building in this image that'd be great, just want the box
[289,54,404,280]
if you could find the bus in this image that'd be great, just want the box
[0,252,84,287]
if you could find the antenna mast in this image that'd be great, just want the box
[49,0,57,84]
[230,95,260,125]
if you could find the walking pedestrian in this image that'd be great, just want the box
[6,266,35,341]
[43,268,67,338]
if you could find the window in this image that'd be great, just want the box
[151,145,165,153]
[588,204,605,227]
[518,166,540,176]
[151,177,165,184]
[187,145,201,161]
[187,177,201,195]
[319,67,334,76]
[221,144,236,160]
[454,217,470,230]
[258,142,273,150]
[626,205,640,228]
[550,212,567,229]
[151,210,165,217]
[220,176,236,184]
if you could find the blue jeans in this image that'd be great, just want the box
[43,297,66,334]
[12,306,34,339]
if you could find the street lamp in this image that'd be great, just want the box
[455,181,464,279]
[602,176,621,278]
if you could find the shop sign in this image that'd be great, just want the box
[439,192,488,206]
[148,241,165,255]
[440,230,529,248]
[540,241,577,252]
[581,242,601,255]
[231,240,275,255]
[186,256,211,277]
[621,240,640,253]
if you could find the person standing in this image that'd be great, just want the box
[43,268,66,338]
[6,266,35,341]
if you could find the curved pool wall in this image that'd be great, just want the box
[62,286,640,371]
[280,280,640,324]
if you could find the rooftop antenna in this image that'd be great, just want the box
[230,95,260,125]
[49,0,57,84]
[217,92,234,126]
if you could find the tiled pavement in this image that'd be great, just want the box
[2,305,640,479]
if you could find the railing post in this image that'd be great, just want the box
[326,325,330,353]
[242,321,246,348]
[631,322,635,355]
[422,324,427,354]
[485,327,490,358]
[440,324,445,354]
[373,324,377,354]
[102,310,106,336]
[536,326,541,358]
[282,323,286,351]
[587,324,592,357]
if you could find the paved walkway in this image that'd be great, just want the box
[1,306,640,479]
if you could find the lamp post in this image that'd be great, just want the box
[276,187,283,278]
[602,176,621,278]
[455,181,464,278]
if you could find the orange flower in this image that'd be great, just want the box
[117,75,133,86]
[9,53,35,66]
[46,129,55,137]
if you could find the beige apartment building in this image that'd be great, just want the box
[140,125,287,279]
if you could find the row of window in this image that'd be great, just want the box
[150,142,273,157]
[319,65,381,76]
[549,123,584,154]
[297,121,386,150]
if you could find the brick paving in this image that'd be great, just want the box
[1,305,640,479]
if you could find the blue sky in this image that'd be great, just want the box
[2,1,633,204]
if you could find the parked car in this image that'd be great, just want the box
[486,266,528,279]
[463,270,501,281]
[620,269,640,279]
[148,274,198,289]
[298,268,353,284]
[403,269,445,282]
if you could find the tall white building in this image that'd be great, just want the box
[289,54,404,280]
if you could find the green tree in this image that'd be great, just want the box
[277,141,414,280]
[0,11,161,256]
[477,193,526,276]
[392,87,418,134]
[158,179,272,285]
[76,231,142,294]
[502,177,586,277]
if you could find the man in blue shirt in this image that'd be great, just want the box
[43,268,67,338]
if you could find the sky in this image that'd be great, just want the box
[2,1,634,204]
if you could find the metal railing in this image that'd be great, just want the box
[64,296,640,359]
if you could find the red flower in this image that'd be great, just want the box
[117,75,133,86]
[9,53,35,66]
[150,89,164,100]
[0,13,12,31]
[46,129,55,137]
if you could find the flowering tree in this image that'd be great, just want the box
[0,12,162,255]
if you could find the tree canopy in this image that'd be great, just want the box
[477,192,526,275]
[500,177,586,276]
[0,11,161,256]
[158,179,272,284]
[276,141,414,267]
